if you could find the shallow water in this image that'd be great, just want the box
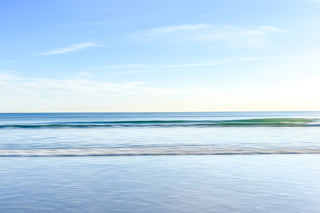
[1,155,320,213]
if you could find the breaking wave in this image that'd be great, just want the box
[0,118,319,128]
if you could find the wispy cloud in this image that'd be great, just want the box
[132,24,285,47]
[144,24,210,35]
[0,72,174,96]
[0,72,180,112]
[189,25,285,47]
[0,70,16,81]
[97,62,220,71]
[39,42,104,55]
[258,25,285,32]
[98,64,149,70]
[165,62,219,68]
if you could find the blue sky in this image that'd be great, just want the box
[1,0,320,112]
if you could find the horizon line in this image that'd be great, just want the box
[0,110,319,114]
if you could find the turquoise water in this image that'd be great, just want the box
[1,112,320,212]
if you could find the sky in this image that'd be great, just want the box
[1,0,320,112]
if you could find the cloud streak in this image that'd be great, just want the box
[97,62,220,71]
[144,24,210,35]
[0,72,180,112]
[99,64,149,70]
[133,24,285,47]
[0,72,174,96]
[39,42,104,55]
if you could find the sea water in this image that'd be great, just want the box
[0,112,320,212]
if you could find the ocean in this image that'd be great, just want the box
[1,112,320,212]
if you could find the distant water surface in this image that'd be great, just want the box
[0,111,320,156]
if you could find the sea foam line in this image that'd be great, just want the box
[1,148,320,157]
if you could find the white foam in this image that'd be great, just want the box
[1,147,320,157]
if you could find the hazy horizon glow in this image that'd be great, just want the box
[1,0,320,112]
